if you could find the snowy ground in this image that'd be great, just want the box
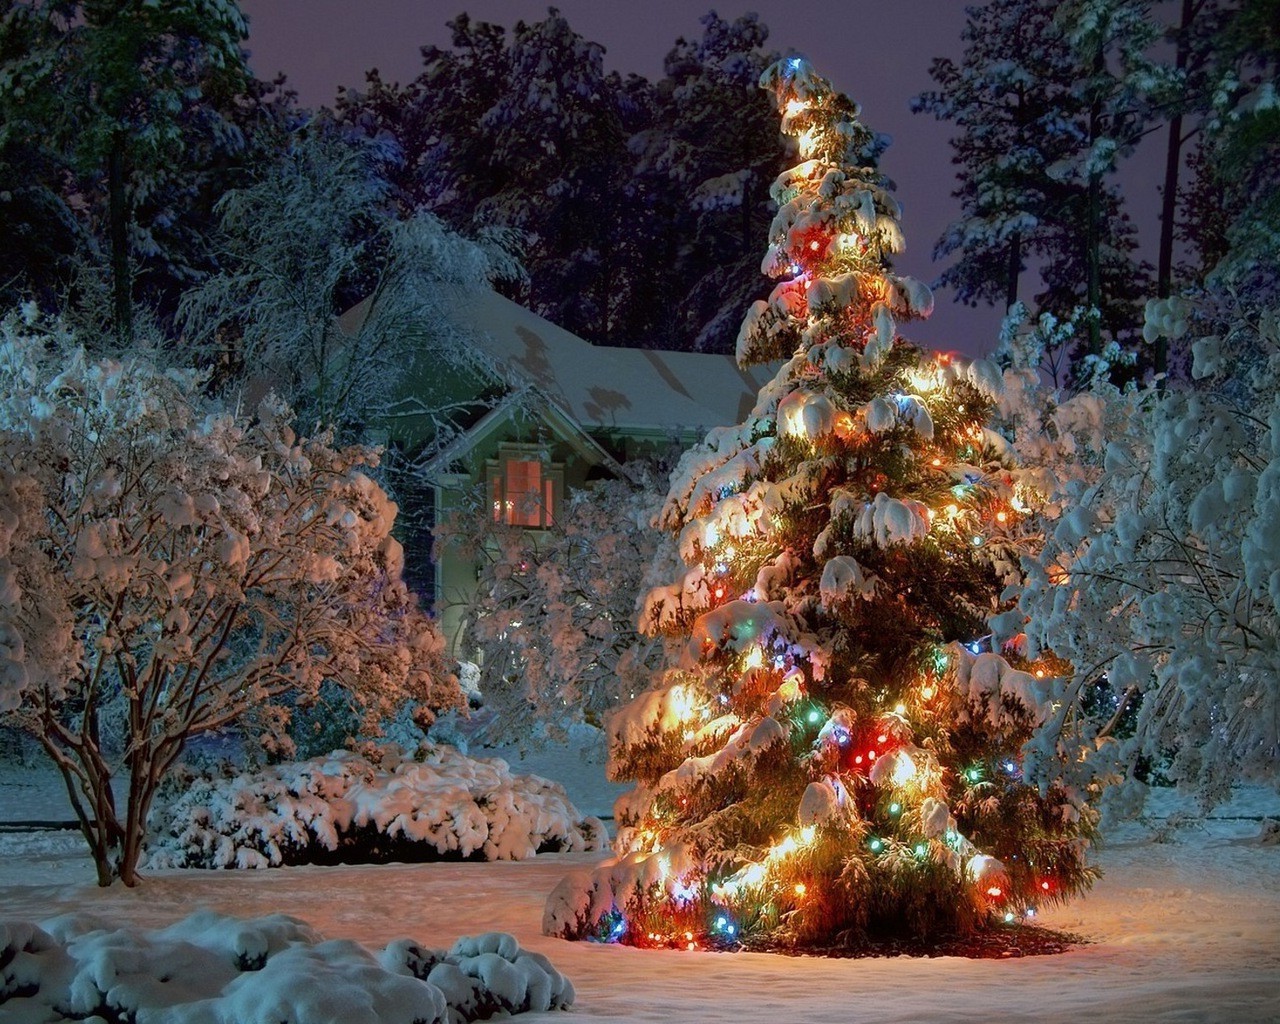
[2,748,1278,1024]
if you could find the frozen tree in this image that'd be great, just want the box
[913,0,1086,313]
[1013,295,1279,815]
[0,310,460,886]
[178,128,518,439]
[915,0,1154,377]
[544,59,1097,952]
[1009,4,1279,817]
[435,469,676,748]
[1051,0,1179,359]
[0,0,254,343]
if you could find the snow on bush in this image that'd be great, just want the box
[0,910,573,1024]
[0,311,460,887]
[145,744,607,869]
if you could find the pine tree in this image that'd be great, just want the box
[0,0,253,344]
[914,0,1156,378]
[544,58,1098,951]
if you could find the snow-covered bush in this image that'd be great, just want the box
[0,311,461,886]
[145,743,606,868]
[1006,291,1280,816]
[436,469,678,747]
[0,910,573,1024]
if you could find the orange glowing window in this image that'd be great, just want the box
[490,453,559,528]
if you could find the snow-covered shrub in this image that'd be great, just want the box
[0,910,573,1024]
[0,311,461,887]
[146,743,606,869]
[1007,292,1280,816]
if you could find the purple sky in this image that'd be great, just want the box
[232,2,1052,355]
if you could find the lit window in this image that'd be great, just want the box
[490,454,558,528]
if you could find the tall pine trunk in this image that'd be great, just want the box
[1155,0,1198,381]
[1005,229,1022,311]
[107,132,133,348]
[1086,41,1104,359]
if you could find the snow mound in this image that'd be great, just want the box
[145,744,607,869]
[0,910,572,1023]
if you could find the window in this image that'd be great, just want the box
[489,449,560,528]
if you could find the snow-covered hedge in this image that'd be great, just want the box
[0,910,573,1024]
[145,744,606,869]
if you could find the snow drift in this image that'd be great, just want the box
[0,910,573,1024]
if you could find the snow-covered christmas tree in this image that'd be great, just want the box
[544,57,1098,950]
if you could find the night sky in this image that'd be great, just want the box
[234,1,1029,355]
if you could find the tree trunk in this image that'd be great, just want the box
[107,132,133,348]
[1086,171,1102,357]
[44,731,124,887]
[1005,230,1022,311]
[1155,0,1197,381]
[1085,37,1105,359]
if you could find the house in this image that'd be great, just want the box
[342,283,774,654]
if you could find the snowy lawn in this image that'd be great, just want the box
[1,758,1277,1023]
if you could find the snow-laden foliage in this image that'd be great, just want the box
[0,0,282,345]
[999,12,1280,817]
[0,910,573,1024]
[546,58,1097,953]
[145,743,606,868]
[178,129,515,441]
[1012,293,1280,815]
[435,469,677,748]
[0,311,460,886]
[913,0,1161,373]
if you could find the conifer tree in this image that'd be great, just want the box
[545,57,1098,950]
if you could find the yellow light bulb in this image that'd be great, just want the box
[892,752,918,787]
[744,646,764,670]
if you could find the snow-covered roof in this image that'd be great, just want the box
[343,284,773,438]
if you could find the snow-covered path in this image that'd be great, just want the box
[2,805,1277,1023]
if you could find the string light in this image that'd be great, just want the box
[892,753,917,786]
